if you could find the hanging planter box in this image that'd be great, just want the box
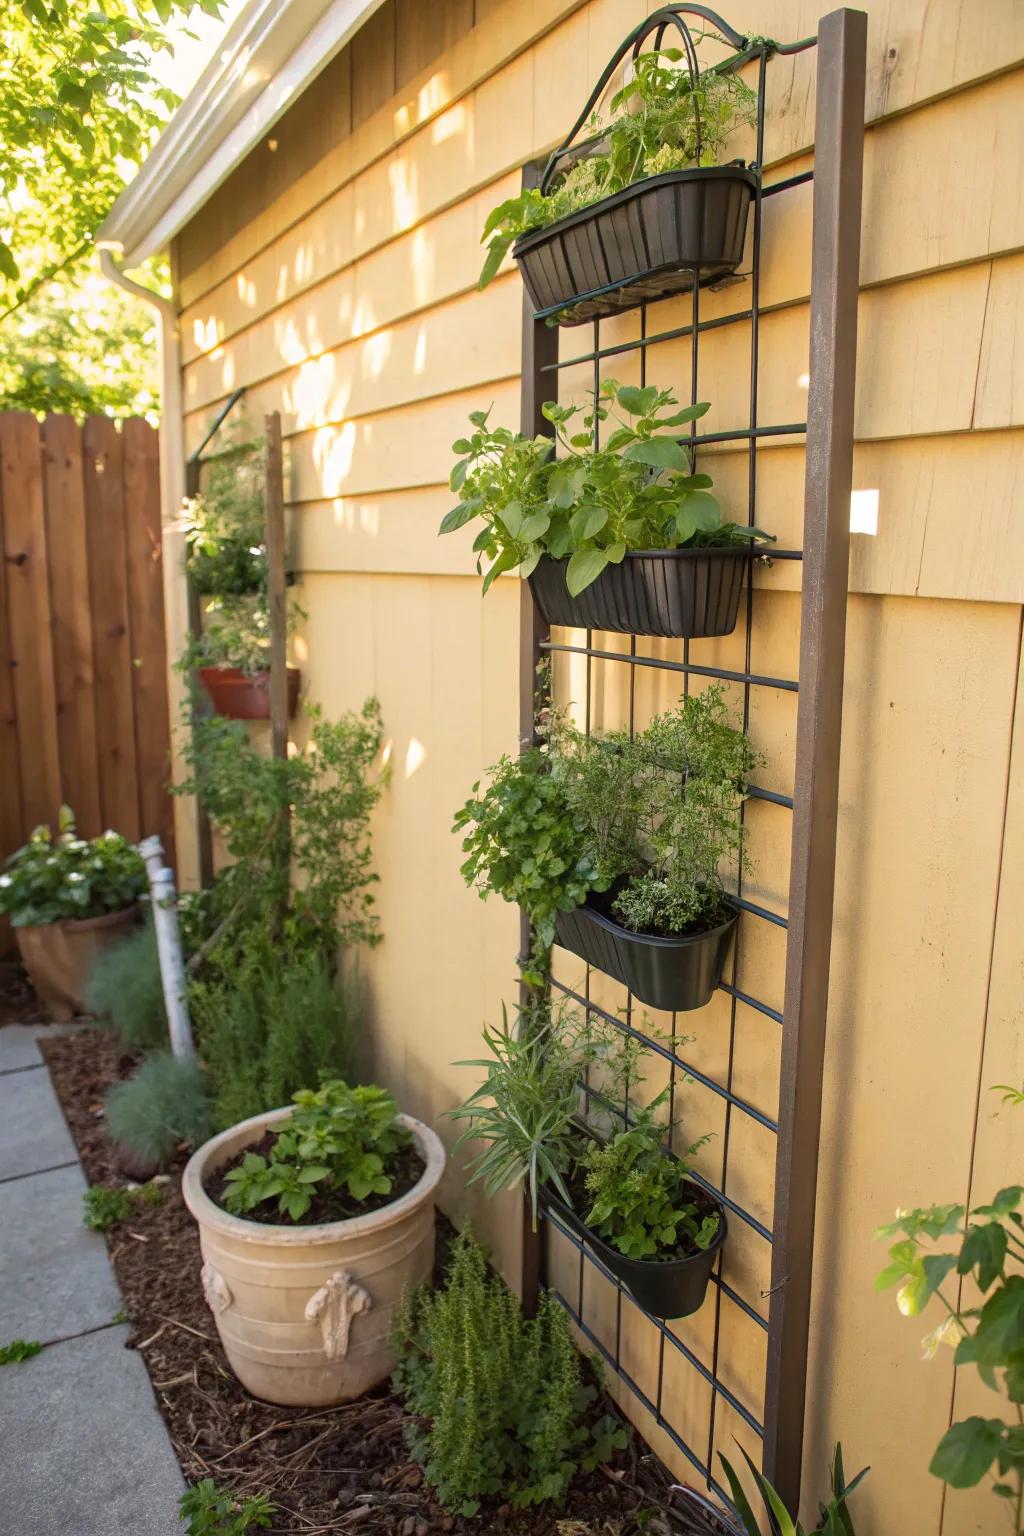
[543,1183,726,1319]
[514,167,756,325]
[529,547,747,639]
[555,893,739,1013]
[198,666,301,720]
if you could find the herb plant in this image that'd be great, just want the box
[191,941,361,1130]
[82,1185,135,1232]
[875,1129,1024,1526]
[440,381,772,599]
[453,744,601,983]
[549,683,758,936]
[393,1227,627,1515]
[219,1079,411,1224]
[581,1097,717,1260]
[719,1442,868,1536]
[0,807,146,927]
[179,1480,274,1536]
[479,48,756,287]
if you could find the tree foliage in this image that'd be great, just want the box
[0,0,223,296]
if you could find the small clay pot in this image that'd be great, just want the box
[197,666,301,720]
[16,906,140,1021]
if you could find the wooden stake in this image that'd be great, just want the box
[264,412,288,765]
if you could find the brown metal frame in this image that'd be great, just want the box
[515,7,866,1518]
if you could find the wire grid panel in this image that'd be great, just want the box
[524,19,829,1509]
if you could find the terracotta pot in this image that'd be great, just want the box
[198,666,301,720]
[183,1106,446,1407]
[16,906,140,1021]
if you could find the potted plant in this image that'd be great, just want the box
[456,685,757,1011]
[0,806,146,1019]
[440,381,772,636]
[181,600,302,720]
[181,430,301,720]
[478,31,758,323]
[182,1078,445,1407]
[450,999,724,1320]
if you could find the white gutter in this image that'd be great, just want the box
[99,250,199,886]
[97,0,385,268]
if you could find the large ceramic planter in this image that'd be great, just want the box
[555,895,739,1013]
[198,666,301,720]
[514,167,756,325]
[16,906,139,1021]
[529,549,748,639]
[183,1106,446,1407]
[543,1183,726,1319]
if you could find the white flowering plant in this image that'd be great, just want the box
[0,806,146,927]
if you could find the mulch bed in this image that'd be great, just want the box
[40,1028,726,1536]
[0,958,48,1025]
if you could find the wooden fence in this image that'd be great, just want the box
[0,413,174,927]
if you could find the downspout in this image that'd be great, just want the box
[98,248,201,889]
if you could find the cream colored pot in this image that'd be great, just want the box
[182,1106,445,1407]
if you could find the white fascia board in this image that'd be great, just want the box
[98,0,386,268]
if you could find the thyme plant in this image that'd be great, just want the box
[479,47,756,286]
[393,1228,627,1515]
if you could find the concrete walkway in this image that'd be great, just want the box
[0,1024,185,1535]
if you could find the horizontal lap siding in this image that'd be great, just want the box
[171,3,1024,1530]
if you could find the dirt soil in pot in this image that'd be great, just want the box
[41,1029,723,1536]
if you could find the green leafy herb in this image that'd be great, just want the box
[478,48,756,288]
[219,1079,411,1224]
[440,382,772,599]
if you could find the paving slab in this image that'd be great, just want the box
[0,1021,89,1075]
[0,1324,184,1535]
[0,1062,77,1181]
[0,1162,123,1343]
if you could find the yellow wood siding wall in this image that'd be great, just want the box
[173,3,1024,1530]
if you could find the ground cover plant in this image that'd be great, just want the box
[0,806,145,927]
[83,1181,166,1232]
[441,382,772,600]
[478,47,756,287]
[875,1092,1024,1529]
[105,1053,211,1173]
[179,1480,274,1535]
[85,918,166,1052]
[394,1227,627,1515]
[213,1079,419,1226]
[0,1339,42,1366]
[41,1027,684,1535]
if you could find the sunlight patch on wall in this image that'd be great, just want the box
[364,329,393,382]
[389,158,419,232]
[288,354,350,429]
[405,736,427,778]
[411,228,434,308]
[432,101,466,146]
[312,422,356,496]
[850,488,879,535]
[413,328,427,376]
[192,315,221,353]
[235,273,257,308]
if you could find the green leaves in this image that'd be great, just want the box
[566,547,610,596]
[930,1418,1005,1488]
[622,436,690,471]
[720,1441,868,1536]
[180,1478,274,1536]
[219,1079,410,1225]
[0,811,146,927]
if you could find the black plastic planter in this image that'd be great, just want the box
[514,167,756,325]
[528,548,747,639]
[555,894,739,1012]
[543,1185,726,1319]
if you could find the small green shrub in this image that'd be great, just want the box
[82,1185,135,1231]
[394,1229,626,1515]
[191,942,361,1130]
[0,806,145,927]
[85,918,166,1051]
[105,1053,211,1169]
[220,1079,410,1223]
[0,1339,42,1366]
[580,1100,717,1260]
[183,429,269,598]
[179,1479,273,1536]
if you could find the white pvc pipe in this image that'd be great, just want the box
[139,835,195,1061]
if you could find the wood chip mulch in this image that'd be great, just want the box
[40,1028,728,1536]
